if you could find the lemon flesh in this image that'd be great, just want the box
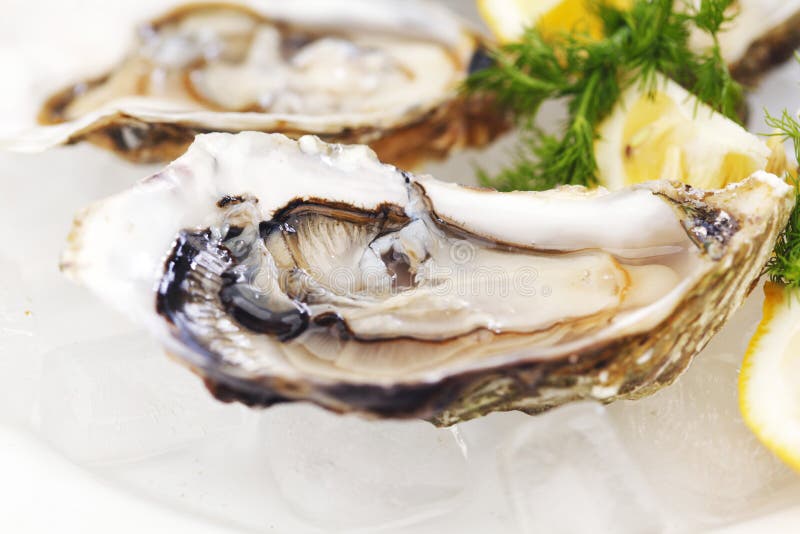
[478,0,631,43]
[595,75,771,190]
[740,283,800,473]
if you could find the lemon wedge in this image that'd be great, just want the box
[595,75,774,190]
[477,0,631,43]
[740,282,800,472]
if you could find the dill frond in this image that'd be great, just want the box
[764,109,800,288]
[767,181,800,289]
[766,108,800,166]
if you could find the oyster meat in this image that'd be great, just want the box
[19,0,507,166]
[62,133,793,425]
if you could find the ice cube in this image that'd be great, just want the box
[498,403,665,534]
[0,148,157,426]
[38,332,245,464]
[608,290,800,528]
[27,281,137,353]
[437,412,535,534]
[0,148,156,352]
[96,414,317,534]
[0,256,39,426]
[261,403,469,530]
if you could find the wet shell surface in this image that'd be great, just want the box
[62,132,793,425]
[14,0,507,167]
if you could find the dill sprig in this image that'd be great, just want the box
[764,109,800,288]
[466,0,741,191]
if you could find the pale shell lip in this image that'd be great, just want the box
[747,169,793,194]
[61,133,795,423]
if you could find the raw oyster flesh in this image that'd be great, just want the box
[61,133,793,425]
[31,0,507,166]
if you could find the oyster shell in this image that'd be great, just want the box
[693,0,800,85]
[62,133,793,425]
[19,0,507,166]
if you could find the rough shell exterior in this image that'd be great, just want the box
[729,9,800,87]
[40,92,508,169]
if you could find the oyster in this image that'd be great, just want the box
[21,0,507,166]
[62,133,793,425]
[694,0,800,85]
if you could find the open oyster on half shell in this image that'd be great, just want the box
[62,133,792,425]
[14,0,507,167]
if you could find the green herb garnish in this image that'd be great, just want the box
[466,0,741,191]
[765,109,800,288]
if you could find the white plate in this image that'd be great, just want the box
[1,1,800,532]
